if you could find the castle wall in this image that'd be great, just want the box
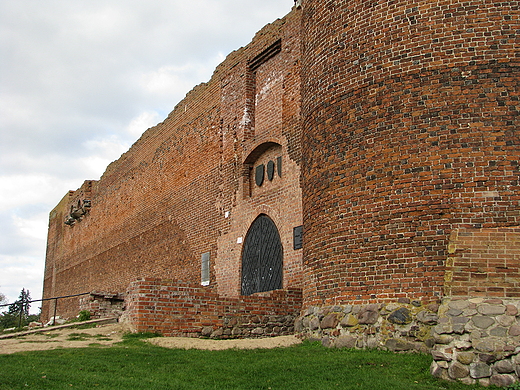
[300,0,520,305]
[42,10,303,321]
[297,226,520,385]
[39,3,520,384]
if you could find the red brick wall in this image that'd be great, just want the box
[445,227,520,298]
[300,0,520,305]
[42,10,303,321]
[121,278,302,337]
[42,0,520,326]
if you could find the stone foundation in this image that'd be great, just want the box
[203,314,297,339]
[295,298,440,353]
[297,297,520,387]
[430,297,520,387]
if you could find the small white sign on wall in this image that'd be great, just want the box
[237,237,243,244]
[201,252,210,286]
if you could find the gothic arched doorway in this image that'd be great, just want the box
[241,214,283,295]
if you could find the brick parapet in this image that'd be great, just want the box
[121,278,302,338]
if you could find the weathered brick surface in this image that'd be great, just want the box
[42,10,303,321]
[121,278,302,337]
[42,0,520,340]
[301,0,520,305]
[445,228,520,298]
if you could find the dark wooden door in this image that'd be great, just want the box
[241,215,283,295]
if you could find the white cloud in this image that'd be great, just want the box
[81,135,131,178]
[12,214,48,243]
[0,174,69,213]
[141,64,202,96]
[0,256,44,310]
[125,112,163,138]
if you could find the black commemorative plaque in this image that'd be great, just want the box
[293,225,303,250]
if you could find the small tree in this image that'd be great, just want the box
[8,288,31,317]
[0,288,32,329]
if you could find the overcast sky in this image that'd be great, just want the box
[0,0,294,309]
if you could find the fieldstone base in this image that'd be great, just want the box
[297,297,520,387]
[295,298,440,353]
[431,297,520,387]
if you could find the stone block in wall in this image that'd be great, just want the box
[385,338,415,352]
[510,325,520,337]
[432,351,453,362]
[457,352,475,365]
[472,316,495,329]
[490,375,515,387]
[358,305,379,324]
[449,362,470,379]
[340,314,358,327]
[494,360,515,374]
[320,313,339,329]
[334,335,356,349]
[201,326,213,337]
[434,334,454,345]
[507,306,519,316]
[309,317,320,330]
[430,361,449,381]
[417,310,438,325]
[479,304,506,316]
[388,307,412,325]
[470,362,492,379]
[294,317,304,333]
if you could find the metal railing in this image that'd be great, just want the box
[0,292,90,328]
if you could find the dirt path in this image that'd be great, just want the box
[0,323,124,355]
[147,334,301,350]
[0,323,301,354]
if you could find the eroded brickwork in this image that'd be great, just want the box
[445,227,520,298]
[42,9,303,321]
[121,278,302,337]
[42,3,520,377]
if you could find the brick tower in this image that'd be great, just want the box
[300,0,520,306]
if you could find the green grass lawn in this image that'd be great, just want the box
[0,335,491,390]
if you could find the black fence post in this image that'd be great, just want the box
[53,298,58,326]
[17,299,24,329]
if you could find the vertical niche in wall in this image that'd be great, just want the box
[240,142,285,295]
[244,39,282,140]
